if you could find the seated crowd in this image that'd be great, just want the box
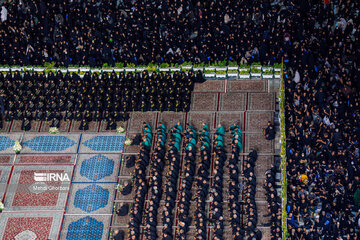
[243,149,262,240]
[176,123,197,240]
[192,123,211,239]
[264,166,282,239]
[228,124,245,240]
[161,123,183,240]
[127,123,152,240]
[114,122,254,239]
[0,70,202,131]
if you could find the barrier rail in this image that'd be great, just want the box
[279,59,288,239]
[0,65,281,79]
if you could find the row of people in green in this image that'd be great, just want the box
[215,124,225,148]
[185,124,197,151]
[200,123,211,151]
[155,123,167,147]
[230,124,243,152]
[169,122,183,152]
[142,123,152,149]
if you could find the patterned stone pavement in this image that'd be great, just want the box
[0,78,278,240]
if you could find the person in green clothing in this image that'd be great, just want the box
[202,140,211,149]
[216,124,225,136]
[215,139,224,148]
[158,122,166,131]
[215,134,223,143]
[234,139,243,152]
[175,122,183,133]
[202,123,209,131]
[143,122,152,131]
[142,136,151,148]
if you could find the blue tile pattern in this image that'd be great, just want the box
[80,154,115,181]
[83,136,125,152]
[0,136,14,151]
[66,216,104,240]
[74,184,109,213]
[23,136,76,152]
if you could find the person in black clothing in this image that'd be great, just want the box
[264,121,275,140]
[113,230,124,240]
[116,203,129,216]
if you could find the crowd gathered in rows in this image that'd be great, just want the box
[112,122,265,240]
[0,70,203,131]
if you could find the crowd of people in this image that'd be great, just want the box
[2,0,359,239]
[243,149,262,240]
[161,123,183,240]
[143,123,167,240]
[228,124,245,240]
[264,166,282,239]
[127,123,152,240]
[176,124,197,240]
[192,123,211,239]
[1,0,297,66]
[208,125,226,240]
[283,0,360,239]
[0,70,203,131]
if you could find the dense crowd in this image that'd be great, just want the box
[0,0,316,67]
[1,0,360,239]
[0,70,203,131]
[282,0,360,239]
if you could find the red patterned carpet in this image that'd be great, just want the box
[12,170,63,207]
[3,217,52,240]
[18,155,72,164]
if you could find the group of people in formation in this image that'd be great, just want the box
[111,121,264,240]
[264,165,282,239]
[0,70,204,131]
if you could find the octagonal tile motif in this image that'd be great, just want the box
[74,184,109,213]
[66,216,104,240]
[80,154,114,181]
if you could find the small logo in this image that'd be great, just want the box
[34,172,70,182]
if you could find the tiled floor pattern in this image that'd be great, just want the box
[0,133,125,240]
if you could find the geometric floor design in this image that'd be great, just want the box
[0,133,124,240]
